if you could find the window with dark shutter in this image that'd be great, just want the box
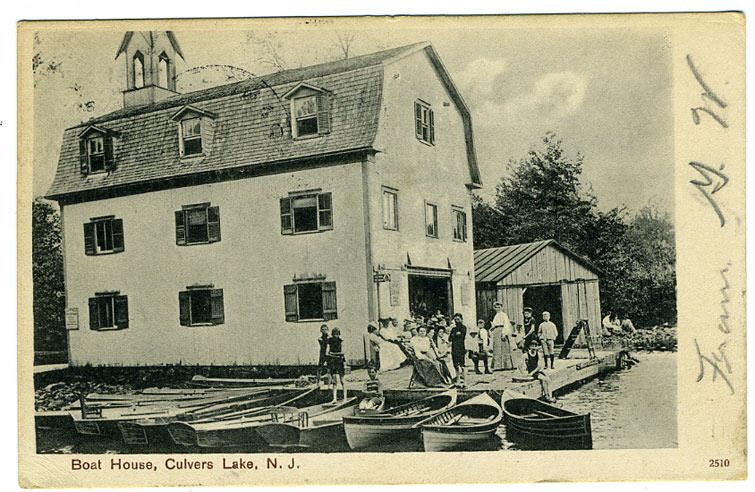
[414,100,434,145]
[210,289,225,325]
[89,293,124,330]
[453,208,468,242]
[88,297,100,330]
[284,284,298,321]
[425,202,439,238]
[79,139,89,175]
[179,291,191,326]
[175,204,220,246]
[282,192,334,235]
[84,217,124,255]
[322,281,338,320]
[103,136,115,171]
[180,288,224,326]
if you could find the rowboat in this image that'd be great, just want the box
[166,387,326,448]
[256,398,358,449]
[118,388,312,445]
[342,390,457,450]
[501,397,592,450]
[73,388,276,437]
[415,392,502,452]
[190,375,298,388]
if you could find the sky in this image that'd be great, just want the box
[32,21,673,217]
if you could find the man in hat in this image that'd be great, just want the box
[521,307,538,353]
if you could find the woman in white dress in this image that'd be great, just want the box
[490,302,515,370]
[377,318,408,371]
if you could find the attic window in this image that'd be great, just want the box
[294,95,318,137]
[87,137,106,173]
[181,118,203,156]
[78,128,115,175]
[284,83,331,139]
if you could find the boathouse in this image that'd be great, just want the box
[474,240,602,345]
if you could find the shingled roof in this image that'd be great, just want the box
[474,240,599,283]
[47,41,480,200]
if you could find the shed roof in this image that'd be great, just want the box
[47,41,482,200]
[474,240,599,283]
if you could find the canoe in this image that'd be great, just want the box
[415,392,502,452]
[118,388,311,445]
[502,397,592,450]
[166,387,326,448]
[190,375,298,388]
[342,390,457,450]
[256,398,358,449]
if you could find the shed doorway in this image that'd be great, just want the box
[523,284,564,343]
[408,274,453,319]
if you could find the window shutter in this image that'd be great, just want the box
[88,297,100,330]
[83,222,96,255]
[179,291,191,326]
[316,93,331,135]
[322,282,338,320]
[79,139,89,175]
[207,206,221,243]
[111,219,125,252]
[318,192,333,231]
[210,289,225,325]
[429,109,435,144]
[175,210,186,245]
[280,198,293,235]
[114,295,129,328]
[284,284,298,322]
[104,136,115,171]
[415,103,423,139]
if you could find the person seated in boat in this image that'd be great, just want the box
[359,364,385,411]
[326,327,348,403]
[316,324,330,388]
[525,340,554,402]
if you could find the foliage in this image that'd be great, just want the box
[472,133,676,327]
[32,199,67,352]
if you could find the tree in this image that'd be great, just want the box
[472,133,677,327]
[32,199,66,352]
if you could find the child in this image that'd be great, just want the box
[538,311,558,369]
[358,364,384,411]
[474,319,492,374]
[327,327,348,403]
[524,340,554,402]
[316,324,330,387]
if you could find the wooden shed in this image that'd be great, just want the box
[474,240,602,345]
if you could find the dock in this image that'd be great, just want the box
[345,349,621,402]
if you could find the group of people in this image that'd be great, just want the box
[602,312,637,337]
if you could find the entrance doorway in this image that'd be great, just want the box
[523,284,564,343]
[408,275,453,320]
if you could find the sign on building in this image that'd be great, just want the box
[65,307,79,330]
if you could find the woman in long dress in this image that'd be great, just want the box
[377,319,408,371]
[490,302,515,370]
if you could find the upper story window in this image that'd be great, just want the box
[84,216,124,255]
[170,106,217,159]
[175,203,221,245]
[284,281,338,322]
[78,126,116,175]
[280,192,333,235]
[415,100,435,145]
[133,51,145,89]
[382,187,399,231]
[89,292,129,331]
[179,286,225,326]
[158,52,170,88]
[452,207,468,242]
[181,118,203,156]
[425,201,439,238]
[282,83,332,139]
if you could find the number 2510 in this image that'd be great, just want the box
[709,459,730,468]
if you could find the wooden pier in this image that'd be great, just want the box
[345,349,621,402]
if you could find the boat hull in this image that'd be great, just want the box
[421,427,498,452]
[343,417,423,450]
[502,398,592,450]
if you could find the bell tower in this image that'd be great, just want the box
[115,31,185,108]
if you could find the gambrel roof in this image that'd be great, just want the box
[47,42,481,201]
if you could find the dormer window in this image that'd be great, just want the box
[282,83,331,139]
[181,118,203,156]
[78,126,116,175]
[170,106,217,159]
[87,137,106,173]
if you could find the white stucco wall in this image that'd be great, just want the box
[369,49,477,324]
[63,162,371,366]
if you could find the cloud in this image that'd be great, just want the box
[503,71,588,122]
[455,57,507,103]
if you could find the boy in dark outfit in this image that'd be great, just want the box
[525,340,554,402]
[521,307,537,352]
[316,324,330,388]
[450,313,468,388]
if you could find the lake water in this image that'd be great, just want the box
[37,352,677,453]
